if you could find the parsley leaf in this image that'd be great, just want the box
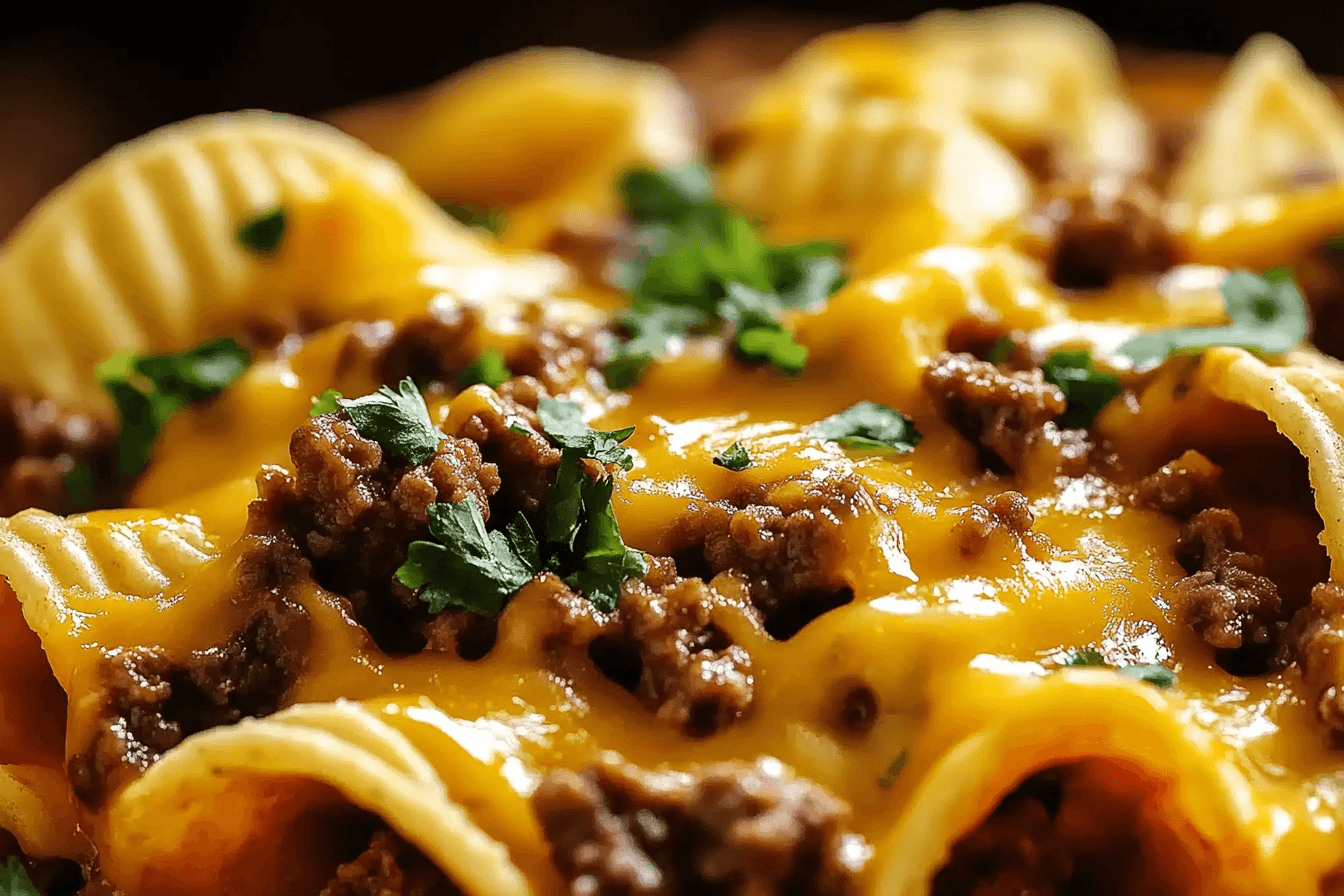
[713,442,752,471]
[1041,350,1122,428]
[336,378,441,464]
[565,474,648,613]
[397,498,540,616]
[460,349,512,390]
[1116,268,1309,368]
[310,389,343,417]
[1066,649,1106,667]
[63,462,95,509]
[985,335,1015,364]
[536,398,636,470]
[440,203,506,237]
[604,163,845,386]
[1118,663,1175,688]
[0,856,40,896]
[236,208,287,255]
[811,402,922,454]
[98,337,251,477]
[878,750,908,790]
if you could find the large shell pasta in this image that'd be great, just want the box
[2,6,1344,896]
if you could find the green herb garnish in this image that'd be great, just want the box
[1066,649,1106,667]
[1116,269,1309,368]
[98,337,251,477]
[811,402,922,453]
[460,349,512,390]
[335,378,440,463]
[309,389,343,417]
[0,856,40,896]
[1117,663,1176,688]
[440,203,506,238]
[236,208,287,255]
[878,750,908,790]
[713,442,752,471]
[1041,349,1122,428]
[985,335,1014,364]
[605,163,845,386]
[62,462,95,509]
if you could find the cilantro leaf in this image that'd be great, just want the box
[768,241,847,310]
[397,498,540,616]
[811,402,921,454]
[440,203,506,237]
[1041,350,1122,428]
[1116,269,1309,368]
[1118,663,1175,688]
[606,304,712,390]
[878,750,908,790]
[619,163,715,225]
[713,442,752,471]
[63,462,95,509]
[536,398,636,470]
[98,337,251,477]
[985,336,1014,364]
[310,389,343,417]
[336,378,440,464]
[0,856,40,896]
[565,475,648,613]
[1065,649,1106,666]
[236,208,287,255]
[460,349,512,390]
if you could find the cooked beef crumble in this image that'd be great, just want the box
[320,828,460,896]
[67,591,309,810]
[955,491,1036,557]
[924,352,1093,477]
[450,376,562,520]
[0,390,116,515]
[1170,508,1283,653]
[1023,176,1175,291]
[532,755,863,896]
[1133,450,1223,518]
[1280,581,1344,741]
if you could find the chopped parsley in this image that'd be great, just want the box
[604,163,845,386]
[878,750,908,790]
[985,335,1015,364]
[396,398,646,616]
[1040,350,1122,428]
[713,442,752,471]
[810,402,922,454]
[98,336,251,477]
[1062,650,1175,688]
[309,388,343,417]
[460,349,512,390]
[0,856,40,896]
[334,378,441,463]
[1116,268,1309,368]
[1065,649,1106,667]
[440,202,506,238]
[62,462,96,510]
[236,208,287,255]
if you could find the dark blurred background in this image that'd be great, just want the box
[1,0,1341,236]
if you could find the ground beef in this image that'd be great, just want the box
[1170,508,1282,652]
[368,307,483,390]
[505,325,601,395]
[450,376,562,521]
[1133,450,1223,518]
[1323,865,1344,896]
[253,412,502,654]
[67,593,309,810]
[0,390,116,515]
[942,322,1036,370]
[1279,582,1344,742]
[668,477,860,640]
[924,352,1094,477]
[1023,176,1175,291]
[955,491,1036,557]
[532,755,864,896]
[320,828,461,896]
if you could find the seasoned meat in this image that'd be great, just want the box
[67,597,309,810]
[669,476,860,640]
[924,352,1093,476]
[321,828,461,896]
[0,390,116,515]
[532,755,864,896]
[506,325,601,395]
[451,376,563,520]
[1280,581,1344,740]
[1171,508,1282,651]
[1024,176,1175,291]
[254,412,502,654]
[954,491,1036,557]
[1134,450,1223,518]
[371,307,484,390]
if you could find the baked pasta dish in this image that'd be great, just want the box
[5,6,1344,895]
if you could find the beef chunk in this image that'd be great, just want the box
[368,307,483,390]
[1134,450,1223,518]
[1280,581,1344,741]
[955,491,1036,557]
[1024,177,1175,291]
[320,828,461,896]
[1171,508,1282,652]
[0,390,116,515]
[532,755,863,896]
[253,411,502,654]
[924,352,1093,476]
[452,376,562,520]
[68,598,308,810]
[669,477,860,640]
[505,325,601,395]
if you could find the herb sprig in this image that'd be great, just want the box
[1063,650,1175,688]
[236,208,287,256]
[0,856,40,896]
[605,163,846,387]
[811,402,922,454]
[1041,350,1122,428]
[713,442,752,471]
